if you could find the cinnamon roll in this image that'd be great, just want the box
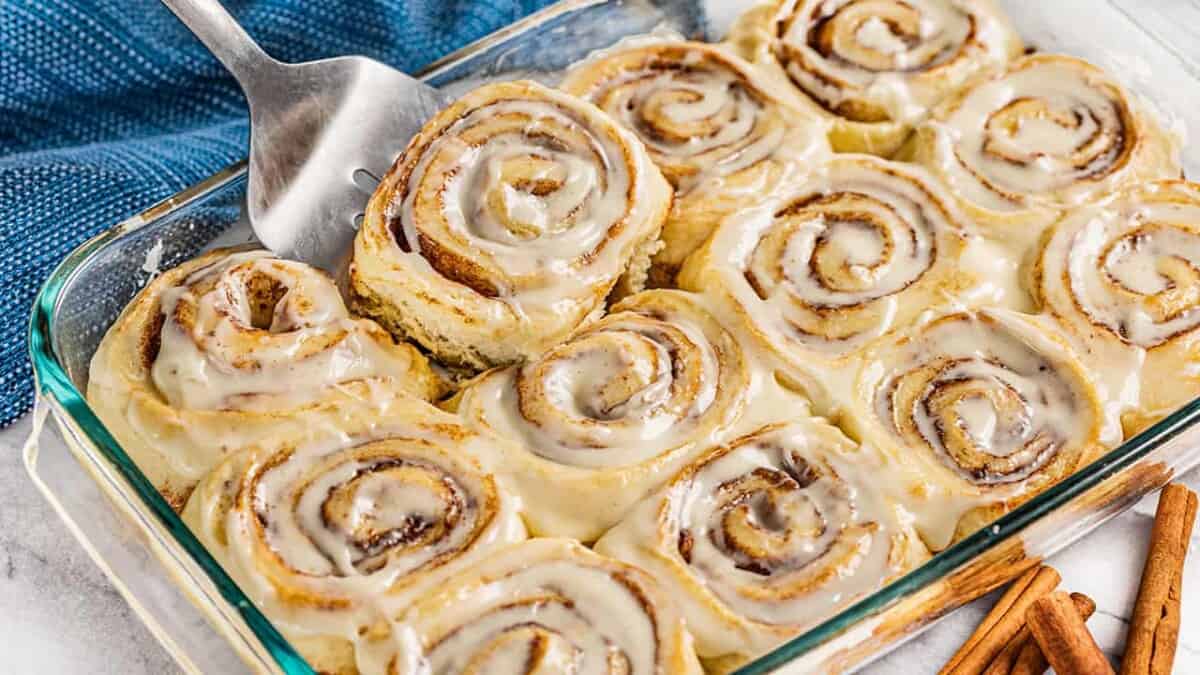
[354,539,702,675]
[453,289,781,542]
[1030,181,1200,435]
[729,0,1022,156]
[560,40,832,287]
[678,154,995,401]
[351,80,673,371]
[87,247,443,509]
[902,54,1182,241]
[182,403,526,675]
[595,421,929,662]
[839,309,1114,550]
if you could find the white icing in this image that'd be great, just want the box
[388,84,664,318]
[855,17,909,56]
[150,251,418,412]
[185,423,525,641]
[357,540,695,675]
[1036,182,1200,426]
[768,0,1013,123]
[694,155,973,357]
[563,41,823,193]
[927,55,1158,213]
[595,421,923,658]
[850,309,1109,548]
[876,311,1095,483]
[470,296,728,468]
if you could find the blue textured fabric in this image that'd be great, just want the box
[0,0,556,427]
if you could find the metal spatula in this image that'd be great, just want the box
[162,0,452,270]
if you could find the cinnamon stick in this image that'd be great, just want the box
[941,565,1061,675]
[981,592,1095,675]
[1009,640,1046,675]
[1120,483,1198,675]
[1026,591,1114,675]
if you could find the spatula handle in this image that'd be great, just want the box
[160,0,280,92]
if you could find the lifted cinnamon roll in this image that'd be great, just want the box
[351,80,672,371]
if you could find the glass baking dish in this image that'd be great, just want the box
[24,1,1200,673]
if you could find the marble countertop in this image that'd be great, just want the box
[1,413,1197,674]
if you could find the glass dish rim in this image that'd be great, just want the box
[25,0,1200,672]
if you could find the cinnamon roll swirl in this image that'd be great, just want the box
[182,403,525,675]
[1031,181,1200,435]
[595,421,928,661]
[903,54,1182,240]
[560,40,832,287]
[840,309,1113,550]
[678,155,991,398]
[729,0,1022,155]
[351,80,673,371]
[453,289,770,541]
[87,247,443,509]
[355,539,701,675]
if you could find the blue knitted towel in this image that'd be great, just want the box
[0,0,555,427]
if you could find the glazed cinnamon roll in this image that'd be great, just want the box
[595,421,928,662]
[840,309,1114,550]
[729,0,1022,155]
[1031,181,1200,435]
[561,40,832,287]
[453,289,779,541]
[678,154,994,400]
[903,54,1182,240]
[87,247,444,509]
[351,80,673,371]
[355,539,702,675]
[182,403,525,675]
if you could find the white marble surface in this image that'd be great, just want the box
[1,413,1197,674]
